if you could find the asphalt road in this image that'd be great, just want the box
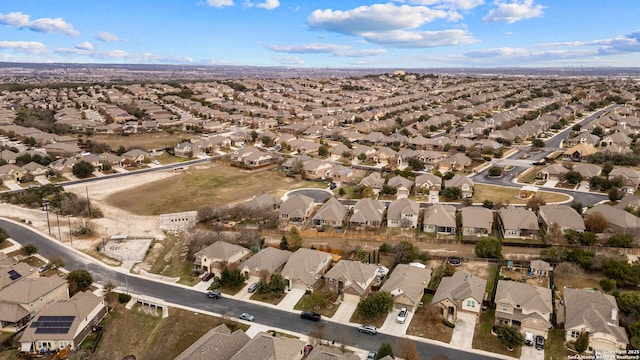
[0,219,499,360]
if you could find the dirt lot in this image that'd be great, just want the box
[473,183,570,205]
[90,132,186,152]
[105,164,305,215]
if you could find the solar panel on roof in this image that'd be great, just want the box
[30,315,75,334]
[8,270,21,281]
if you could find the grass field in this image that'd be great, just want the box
[473,183,570,205]
[105,164,305,215]
[90,299,248,360]
[90,132,185,151]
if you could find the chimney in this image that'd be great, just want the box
[611,308,618,322]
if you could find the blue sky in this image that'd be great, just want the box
[0,0,639,68]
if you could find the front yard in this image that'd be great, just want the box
[472,309,522,358]
[545,329,572,360]
[407,294,454,343]
[294,284,339,318]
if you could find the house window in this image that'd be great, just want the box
[502,304,508,311]
[571,331,580,338]
[466,300,475,308]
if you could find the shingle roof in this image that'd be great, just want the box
[432,269,486,305]
[564,288,628,344]
[230,332,306,360]
[461,206,493,230]
[281,248,332,286]
[240,247,291,275]
[387,198,419,222]
[312,197,348,224]
[350,198,385,224]
[495,280,552,320]
[324,260,379,297]
[174,324,250,360]
[538,204,586,231]
[380,264,431,308]
[0,276,67,304]
[423,203,456,228]
[196,241,250,262]
[279,194,314,219]
[498,206,539,231]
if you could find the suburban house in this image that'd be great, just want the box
[194,241,252,277]
[564,288,628,353]
[306,345,360,360]
[562,143,597,162]
[349,198,385,229]
[174,141,197,157]
[498,206,540,238]
[461,206,494,237]
[174,324,250,360]
[0,277,68,331]
[302,160,333,180]
[311,197,348,228]
[359,172,385,192]
[438,153,472,172]
[19,291,107,354]
[231,147,272,167]
[386,198,420,228]
[324,260,379,301]
[278,194,315,224]
[494,280,553,339]
[609,168,640,195]
[0,164,26,182]
[415,173,442,193]
[422,203,457,235]
[445,175,474,198]
[537,164,568,181]
[537,204,586,233]
[238,247,291,281]
[281,248,332,291]
[573,163,602,179]
[120,149,150,167]
[432,269,486,323]
[241,193,282,213]
[380,264,432,312]
[529,260,552,277]
[585,204,640,235]
[229,331,306,360]
[0,262,38,289]
[387,175,413,196]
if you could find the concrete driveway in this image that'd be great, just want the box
[279,288,306,310]
[379,309,412,336]
[449,319,475,349]
[542,179,558,188]
[520,344,544,360]
[237,277,260,300]
[331,299,358,324]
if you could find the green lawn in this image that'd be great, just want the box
[472,309,522,358]
[545,329,571,360]
[293,286,339,318]
[485,264,499,299]
[250,291,285,305]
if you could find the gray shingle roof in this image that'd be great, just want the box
[240,247,291,275]
[461,206,493,230]
[324,260,379,297]
[423,203,456,228]
[380,264,431,308]
[538,204,585,231]
[281,248,332,286]
[432,269,486,305]
[564,288,628,345]
[498,206,539,231]
[174,324,250,360]
[495,280,552,324]
[230,332,306,360]
[312,197,348,224]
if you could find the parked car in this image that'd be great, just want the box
[239,313,255,322]
[247,283,258,293]
[535,335,544,350]
[38,265,48,273]
[303,344,313,356]
[524,332,534,346]
[366,352,376,360]
[358,324,377,335]
[300,311,321,321]
[202,272,215,281]
[206,290,221,299]
[396,307,408,324]
[329,183,337,190]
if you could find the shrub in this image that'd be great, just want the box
[118,293,132,303]
[600,278,617,292]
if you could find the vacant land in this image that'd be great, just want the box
[90,132,185,151]
[106,164,304,215]
[473,184,570,205]
[90,299,248,360]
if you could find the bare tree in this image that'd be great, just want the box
[398,338,421,360]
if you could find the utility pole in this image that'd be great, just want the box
[42,200,51,235]
[85,185,92,218]
[67,216,73,246]
[55,186,62,240]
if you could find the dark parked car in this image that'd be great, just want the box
[535,335,545,350]
[202,272,215,281]
[300,311,321,321]
[206,290,221,299]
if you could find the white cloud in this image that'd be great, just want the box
[308,4,448,35]
[268,42,387,58]
[268,43,350,54]
[96,31,122,42]
[483,0,544,23]
[0,41,47,54]
[75,41,93,51]
[0,11,79,36]
[206,0,234,7]
[362,29,478,47]
[274,56,304,65]
[55,47,194,63]
[405,0,485,11]
[256,0,280,10]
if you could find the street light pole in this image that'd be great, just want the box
[42,200,51,235]
[67,216,73,246]
[103,227,108,251]
[55,185,62,240]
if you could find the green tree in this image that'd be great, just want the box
[23,243,38,256]
[570,201,584,215]
[475,238,502,259]
[603,259,634,286]
[607,233,634,248]
[375,342,394,360]
[599,278,617,292]
[497,326,524,349]
[531,138,545,148]
[318,145,328,158]
[394,241,418,264]
[442,186,462,200]
[0,227,8,244]
[629,321,640,350]
[72,160,95,178]
[617,291,640,321]
[279,235,289,250]
[67,269,93,295]
[117,145,126,155]
[220,267,246,289]
[269,274,287,294]
[482,200,494,209]
[564,171,583,185]
[488,166,503,177]
[608,187,623,202]
[289,226,303,251]
[575,332,589,354]
[357,291,394,318]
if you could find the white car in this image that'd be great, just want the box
[239,313,254,322]
[396,307,408,324]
